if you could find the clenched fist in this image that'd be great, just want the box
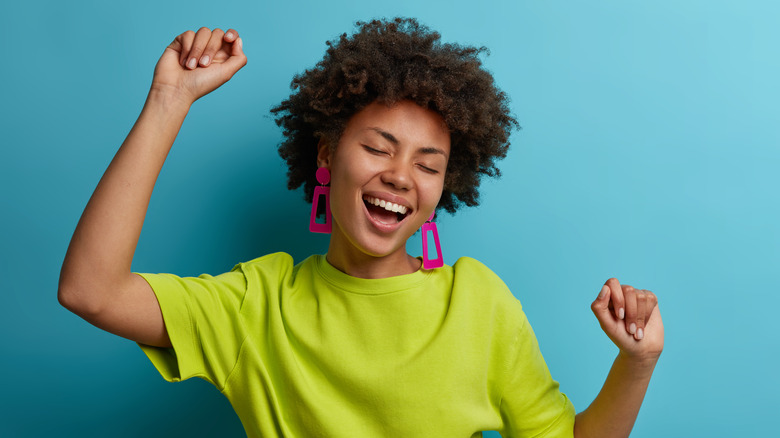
[151,27,247,105]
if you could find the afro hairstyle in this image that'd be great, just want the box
[271,17,518,213]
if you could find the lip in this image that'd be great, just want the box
[361,191,414,233]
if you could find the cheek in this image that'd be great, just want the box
[421,179,446,207]
[327,166,370,213]
[328,179,352,216]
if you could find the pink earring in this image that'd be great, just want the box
[309,167,331,233]
[421,212,443,269]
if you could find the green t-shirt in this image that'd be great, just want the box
[138,253,574,437]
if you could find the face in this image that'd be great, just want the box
[318,100,451,265]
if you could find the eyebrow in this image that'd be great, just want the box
[369,127,400,145]
[367,127,448,157]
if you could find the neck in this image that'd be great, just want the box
[325,231,421,279]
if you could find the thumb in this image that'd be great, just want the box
[590,285,615,326]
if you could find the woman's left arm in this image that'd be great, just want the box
[574,278,665,438]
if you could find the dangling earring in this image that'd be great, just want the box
[421,212,444,269]
[309,167,331,233]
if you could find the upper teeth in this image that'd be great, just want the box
[365,196,408,215]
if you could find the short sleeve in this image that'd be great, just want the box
[498,311,576,438]
[136,268,248,390]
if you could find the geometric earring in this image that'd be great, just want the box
[421,211,443,269]
[309,167,332,233]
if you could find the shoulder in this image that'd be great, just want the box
[447,258,533,377]
[235,252,299,279]
[235,252,324,291]
[449,256,524,315]
[451,257,513,296]
[240,252,296,269]
[451,256,500,277]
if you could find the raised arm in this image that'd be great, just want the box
[574,278,665,438]
[58,28,247,347]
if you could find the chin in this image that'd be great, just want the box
[354,232,411,260]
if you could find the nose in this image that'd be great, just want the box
[380,160,413,191]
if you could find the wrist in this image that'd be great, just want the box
[616,350,661,374]
[132,85,192,144]
[146,83,194,112]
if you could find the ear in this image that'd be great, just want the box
[316,137,331,168]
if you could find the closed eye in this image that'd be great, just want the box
[417,164,439,174]
[362,145,387,155]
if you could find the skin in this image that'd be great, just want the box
[318,101,450,279]
[58,28,246,348]
[59,27,663,438]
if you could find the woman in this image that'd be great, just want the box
[59,18,663,437]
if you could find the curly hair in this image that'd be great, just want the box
[271,17,518,213]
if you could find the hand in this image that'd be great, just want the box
[591,278,664,361]
[151,27,247,105]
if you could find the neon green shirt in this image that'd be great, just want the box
[138,253,574,437]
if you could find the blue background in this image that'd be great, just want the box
[2,0,777,436]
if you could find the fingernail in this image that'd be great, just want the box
[238,38,243,49]
[187,58,197,69]
[226,31,234,39]
[619,308,625,319]
[637,328,644,340]
[598,286,607,299]
[200,55,210,66]
[629,322,636,334]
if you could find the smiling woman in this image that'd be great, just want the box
[272,18,517,215]
[58,17,663,438]
[320,101,451,278]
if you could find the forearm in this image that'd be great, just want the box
[574,352,659,438]
[59,87,191,312]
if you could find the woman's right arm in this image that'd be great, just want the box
[58,28,246,348]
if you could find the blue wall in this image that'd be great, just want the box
[2,1,777,436]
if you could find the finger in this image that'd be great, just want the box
[168,36,183,53]
[644,292,661,330]
[215,29,240,63]
[646,290,658,316]
[199,28,225,67]
[637,290,658,339]
[591,285,615,329]
[224,28,238,42]
[634,290,649,340]
[606,278,625,320]
[623,285,638,335]
[220,36,247,76]
[177,30,195,67]
[186,27,213,70]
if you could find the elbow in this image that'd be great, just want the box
[57,283,78,312]
[58,279,104,318]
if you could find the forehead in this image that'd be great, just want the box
[342,100,451,154]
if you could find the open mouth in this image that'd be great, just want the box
[363,195,411,224]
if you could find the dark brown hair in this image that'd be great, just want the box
[272,17,518,213]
